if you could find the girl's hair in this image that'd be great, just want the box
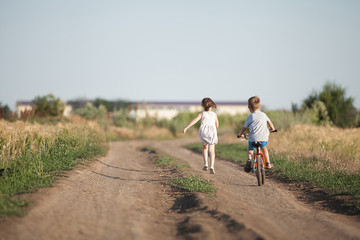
[201,98,217,111]
[248,96,261,111]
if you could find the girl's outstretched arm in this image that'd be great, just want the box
[183,113,202,134]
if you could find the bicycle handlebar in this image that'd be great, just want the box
[237,129,278,139]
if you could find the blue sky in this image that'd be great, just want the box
[1,0,359,110]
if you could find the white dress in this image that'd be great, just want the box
[199,111,218,145]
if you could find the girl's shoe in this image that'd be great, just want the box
[210,168,215,174]
[203,166,208,171]
[266,162,274,169]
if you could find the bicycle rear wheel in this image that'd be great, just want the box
[256,155,263,186]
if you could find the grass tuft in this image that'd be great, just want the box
[155,156,174,166]
[169,175,216,193]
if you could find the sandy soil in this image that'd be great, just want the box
[0,138,359,240]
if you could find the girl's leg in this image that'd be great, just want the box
[209,144,215,169]
[202,144,209,167]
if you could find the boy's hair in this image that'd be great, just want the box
[248,96,261,111]
[201,98,217,111]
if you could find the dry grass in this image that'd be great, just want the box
[0,119,104,163]
[270,124,360,173]
[0,119,108,217]
[218,124,360,173]
[107,125,174,140]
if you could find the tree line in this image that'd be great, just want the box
[1,82,359,128]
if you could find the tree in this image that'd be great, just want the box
[94,98,133,112]
[33,94,65,117]
[75,102,107,120]
[302,82,357,128]
[0,103,12,120]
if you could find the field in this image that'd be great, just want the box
[1,114,360,239]
[0,119,108,216]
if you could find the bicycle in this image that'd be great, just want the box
[237,130,277,186]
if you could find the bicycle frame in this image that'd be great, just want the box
[253,144,265,171]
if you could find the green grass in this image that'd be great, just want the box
[186,142,360,213]
[169,175,216,193]
[272,154,360,197]
[155,156,175,166]
[187,143,248,164]
[150,150,190,170]
[0,127,108,217]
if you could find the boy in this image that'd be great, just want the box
[237,96,276,172]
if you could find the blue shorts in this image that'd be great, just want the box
[248,141,268,151]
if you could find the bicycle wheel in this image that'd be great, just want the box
[256,155,262,186]
[261,158,265,185]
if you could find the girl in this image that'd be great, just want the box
[183,98,219,174]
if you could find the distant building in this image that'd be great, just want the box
[16,101,35,118]
[16,101,73,118]
[136,101,248,120]
[16,100,249,120]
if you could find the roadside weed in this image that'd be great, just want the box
[155,156,174,166]
[169,175,216,194]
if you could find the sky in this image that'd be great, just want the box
[1,0,360,111]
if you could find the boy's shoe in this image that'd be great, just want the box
[210,168,215,174]
[244,160,251,172]
[203,166,208,171]
[266,162,274,169]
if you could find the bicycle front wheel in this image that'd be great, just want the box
[256,155,263,186]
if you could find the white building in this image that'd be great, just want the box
[16,101,72,118]
[136,101,248,120]
[16,100,249,120]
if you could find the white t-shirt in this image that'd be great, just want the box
[244,110,271,142]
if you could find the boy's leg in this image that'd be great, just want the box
[261,147,269,163]
[261,146,273,168]
[247,150,254,161]
[202,144,209,167]
[244,149,253,172]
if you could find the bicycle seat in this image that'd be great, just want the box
[252,142,262,147]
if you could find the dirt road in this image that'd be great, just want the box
[1,139,360,240]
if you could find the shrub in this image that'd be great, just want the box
[75,102,107,120]
[302,82,358,128]
[33,94,65,117]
